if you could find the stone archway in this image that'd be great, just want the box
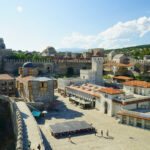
[47,64,53,73]
[104,101,108,114]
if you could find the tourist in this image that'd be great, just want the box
[101,130,103,137]
[37,144,41,150]
[68,134,71,142]
[95,129,97,136]
[106,130,109,137]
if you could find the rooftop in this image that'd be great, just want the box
[99,87,124,95]
[66,83,102,97]
[17,76,35,84]
[0,74,14,80]
[30,77,52,82]
[122,80,150,88]
[113,95,150,105]
[118,109,150,121]
[104,62,133,67]
[113,76,133,80]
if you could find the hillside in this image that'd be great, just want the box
[105,44,150,59]
[104,44,150,53]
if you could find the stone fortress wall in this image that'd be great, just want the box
[3,58,91,75]
[0,95,24,150]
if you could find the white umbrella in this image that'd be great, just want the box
[42,110,48,114]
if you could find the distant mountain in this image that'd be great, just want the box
[57,48,87,53]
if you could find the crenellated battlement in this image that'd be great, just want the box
[4,59,52,63]
[4,58,92,64]
[2,58,91,75]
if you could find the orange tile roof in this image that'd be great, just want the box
[0,74,14,80]
[104,62,133,67]
[113,76,133,80]
[67,84,102,98]
[17,76,35,84]
[93,94,101,98]
[122,80,150,88]
[99,87,124,95]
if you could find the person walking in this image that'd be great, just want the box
[101,130,103,137]
[37,144,41,150]
[68,134,71,142]
[106,130,109,137]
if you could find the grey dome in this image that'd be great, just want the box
[43,46,56,54]
[23,62,35,68]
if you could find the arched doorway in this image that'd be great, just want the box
[47,65,53,73]
[104,102,108,114]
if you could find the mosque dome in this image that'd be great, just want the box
[42,46,56,56]
[23,62,35,68]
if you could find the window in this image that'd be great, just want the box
[19,68,23,74]
[104,94,108,98]
[28,81,32,91]
[2,81,6,86]
[9,87,13,91]
[9,81,13,85]
[16,81,19,88]
[40,82,47,93]
[28,68,34,75]
[19,83,23,91]
[2,87,7,92]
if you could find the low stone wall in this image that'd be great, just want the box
[15,109,23,150]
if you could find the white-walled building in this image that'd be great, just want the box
[65,80,150,129]
[122,80,150,96]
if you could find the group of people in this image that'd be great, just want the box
[68,129,110,142]
[95,129,109,137]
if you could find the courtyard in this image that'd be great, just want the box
[39,92,150,150]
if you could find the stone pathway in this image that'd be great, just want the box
[16,101,45,150]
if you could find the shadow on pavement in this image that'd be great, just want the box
[46,99,83,120]
[40,130,52,150]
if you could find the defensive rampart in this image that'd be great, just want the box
[3,58,91,75]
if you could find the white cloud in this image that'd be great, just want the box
[60,16,150,49]
[17,6,23,13]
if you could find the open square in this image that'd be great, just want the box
[39,92,150,150]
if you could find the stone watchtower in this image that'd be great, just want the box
[92,52,104,85]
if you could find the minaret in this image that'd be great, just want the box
[92,51,104,85]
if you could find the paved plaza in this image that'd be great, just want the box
[39,92,150,150]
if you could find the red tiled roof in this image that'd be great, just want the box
[99,87,124,95]
[66,84,102,98]
[93,94,101,98]
[122,80,150,88]
[113,76,133,80]
[104,62,133,67]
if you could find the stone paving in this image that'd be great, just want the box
[39,92,150,150]
[16,101,45,150]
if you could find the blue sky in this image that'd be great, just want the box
[0,0,150,51]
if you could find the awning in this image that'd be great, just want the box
[32,110,41,117]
